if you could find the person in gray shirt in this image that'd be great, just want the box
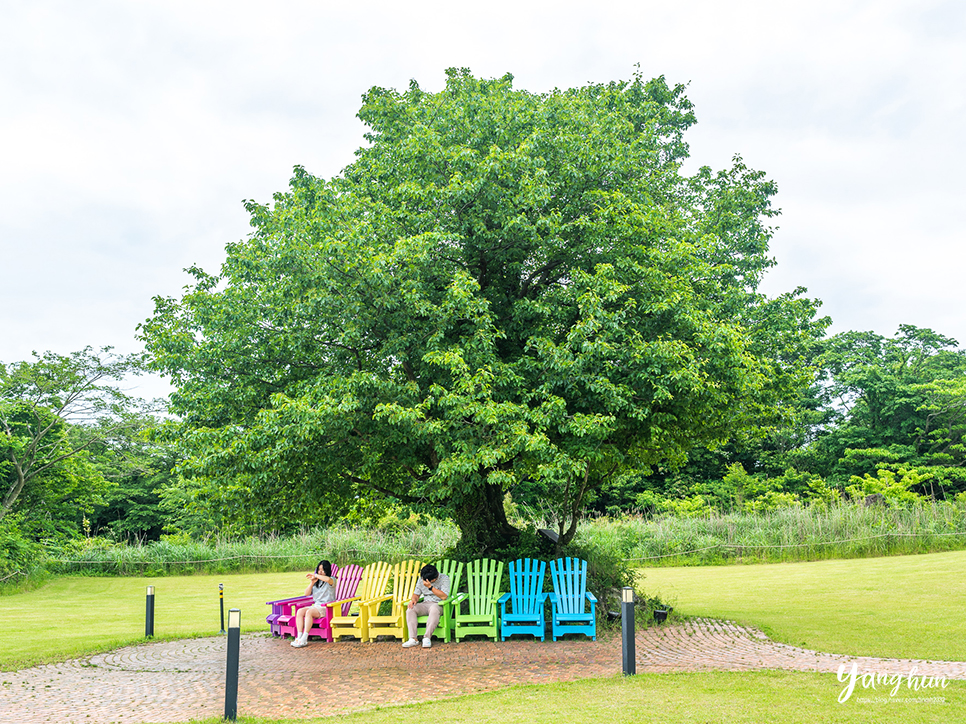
[402,563,450,649]
[291,559,336,648]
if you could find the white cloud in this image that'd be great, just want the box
[1,0,965,391]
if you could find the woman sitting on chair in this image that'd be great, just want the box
[291,559,336,648]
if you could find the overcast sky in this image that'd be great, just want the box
[2,0,964,401]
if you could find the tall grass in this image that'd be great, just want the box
[21,500,966,582]
[576,500,966,565]
[45,520,461,577]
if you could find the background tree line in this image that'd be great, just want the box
[4,322,965,557]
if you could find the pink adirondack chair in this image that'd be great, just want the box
[269,563,341,637]
[280,564,365,642]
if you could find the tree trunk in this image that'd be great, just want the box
[452,480,520,556]
[1,459,26,521]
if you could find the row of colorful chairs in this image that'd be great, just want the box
[265,557,597,644]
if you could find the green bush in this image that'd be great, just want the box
[0,515,44,580]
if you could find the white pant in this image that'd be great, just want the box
[406,602,442,639]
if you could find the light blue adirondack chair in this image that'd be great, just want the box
[548,557,597,641]
[498,558,547,641]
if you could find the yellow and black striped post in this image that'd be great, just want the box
[219,583,226,634]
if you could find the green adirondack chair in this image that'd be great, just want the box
[452,558,504,642]
[415,559,464,642]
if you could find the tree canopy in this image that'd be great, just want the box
[1,347,144,534]
[140,69,825,553]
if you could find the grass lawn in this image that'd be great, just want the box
[640,549,966,661]
[3,553,964,723]
[4,550,965,670]
[171,671,962,724]
[0,571,300,670]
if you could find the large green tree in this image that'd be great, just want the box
[141,69,822,553]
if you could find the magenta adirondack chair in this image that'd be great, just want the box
[266,595,314,637]
[279,564,365,641]
[269,563,353,639]
[267,563,342,636]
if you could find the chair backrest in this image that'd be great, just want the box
[433,559,464,599]
[391,559,424,610]
[550,557,589,615]
[464,558,503,616]
[358,561,394,601]
[507,558,546,615]
[334,564,364,615]
[433,558,464,596]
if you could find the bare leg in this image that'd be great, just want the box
[304,606,321,638]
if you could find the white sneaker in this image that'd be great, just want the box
[292,638,308,648]
[402,638,419,648]
[422,637,432,648]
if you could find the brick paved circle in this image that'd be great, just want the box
[2,620,964,723]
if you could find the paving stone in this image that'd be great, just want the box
[1,619,963,723]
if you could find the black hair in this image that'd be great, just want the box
[314,559,332,587]
[420,564,439,581]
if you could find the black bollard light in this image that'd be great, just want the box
[224,608,241,722]
[621,586,635,675]
[219,583,226,634]
[145,585,155,638]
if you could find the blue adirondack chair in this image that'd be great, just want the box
[498,558,547,641]
[548,557,597,641]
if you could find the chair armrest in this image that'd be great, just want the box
[326,595,361,610]
[497,593,511,604]
[586,592,598,603]
[360,594,393,610]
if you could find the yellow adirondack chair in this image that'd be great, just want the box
[327,561,393,642]
[362,559,423,642]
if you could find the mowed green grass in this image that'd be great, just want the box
[175,672,963,724]
[640,549,966,661]
[3,550,965,671]
[4,554,965,724]
[0,571,301,670]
